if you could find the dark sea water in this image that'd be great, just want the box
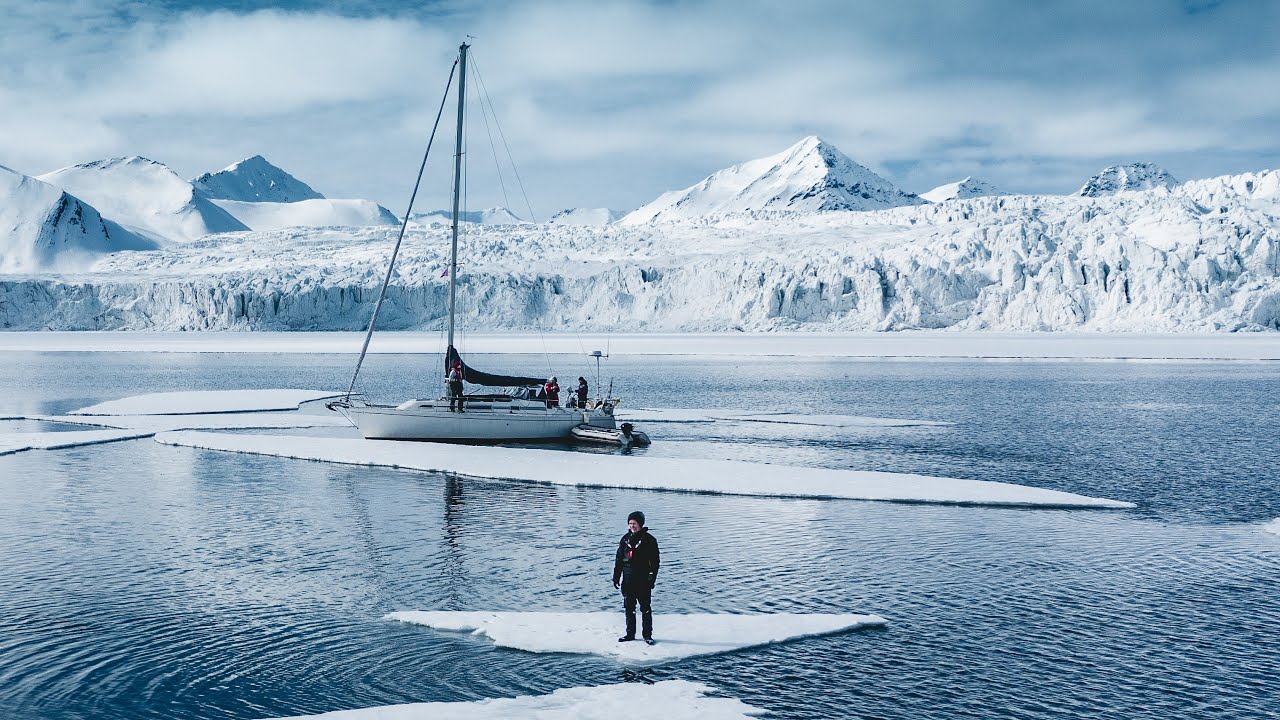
[1,351,1278,719]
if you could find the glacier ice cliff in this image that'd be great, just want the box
[1,171,1278,332]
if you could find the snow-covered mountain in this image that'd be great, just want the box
[211,198,398,231]
[4,169,1277,331]
[548,208,626,225]
[0,165,155,272]
[921,177,1006,203]
[620,136,925,224]
[411,208,527,225]
[37,157,247,243]
[1078,163,1181,197]
[192,155,324,203]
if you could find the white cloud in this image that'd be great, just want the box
[0,0,1276,210]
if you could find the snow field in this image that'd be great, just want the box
[152,431,1135,508]
[261,680,764,719]
[385,611,886,664]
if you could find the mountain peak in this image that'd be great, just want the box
[193,155,323,203]
[621,136,924,223]
[1078,162,1180,197]
[921,177,1007,203]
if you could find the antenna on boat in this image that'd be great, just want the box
[590,349,607,400]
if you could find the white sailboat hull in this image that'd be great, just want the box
[345,399,615,441]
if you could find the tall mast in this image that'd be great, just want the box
[447,42,468,350]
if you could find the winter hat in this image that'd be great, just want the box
[627,511,646,526]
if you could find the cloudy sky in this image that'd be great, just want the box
[2,0,1277,215]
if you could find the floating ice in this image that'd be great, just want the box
[0,430,152,456]
[619,408,950,427]
[262,680,763,719]
[31,412,351,433]
[71,389,343,416]
[1263,518,1280,536]
[154,432,1135,508]
[385,611,886,664]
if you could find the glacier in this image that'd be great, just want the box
[1,169,1276,331]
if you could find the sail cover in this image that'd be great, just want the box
[445,346,545,388]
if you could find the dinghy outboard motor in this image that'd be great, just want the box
[620,422,651,446]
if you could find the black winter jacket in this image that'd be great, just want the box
[613,528,660,589]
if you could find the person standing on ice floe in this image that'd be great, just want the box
[448,360,465,413]
[544,377,560,408]
[613,510,660,645]
[577,377,589,409]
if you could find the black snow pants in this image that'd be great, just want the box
[622,578,653,639]
[449,381,464,412]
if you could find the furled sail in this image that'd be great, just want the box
[445,345,545,387]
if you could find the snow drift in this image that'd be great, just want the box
[0,165,155,272]
[37,157,247,243]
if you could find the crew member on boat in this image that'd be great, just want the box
[544,377,560,408]
[448,360,465,412]
[577,377,589,409]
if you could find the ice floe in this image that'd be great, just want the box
[263,680,763,719]
[0,430,153,456]
[619,408,950,427]
[32,412,351,433]
[1263,518,1280,536]
[154,432,1134,508]
[71,389,343,416]
[385,611,886,664]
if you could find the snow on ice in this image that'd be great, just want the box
[0,429,153,456]
[385,611,886,664]
[32,412,349,433]
[262,680,763,720]
[70,389,344,416]
[152,431,1135,508]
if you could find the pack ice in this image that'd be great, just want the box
[152,432,1135,508]
[385,611,886,664]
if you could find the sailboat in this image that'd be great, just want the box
[331,43,620,441]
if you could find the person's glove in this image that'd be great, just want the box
[613,579,620,589]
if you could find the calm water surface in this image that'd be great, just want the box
[0,351,1278,719]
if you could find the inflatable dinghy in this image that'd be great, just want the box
[572,422,651,446]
